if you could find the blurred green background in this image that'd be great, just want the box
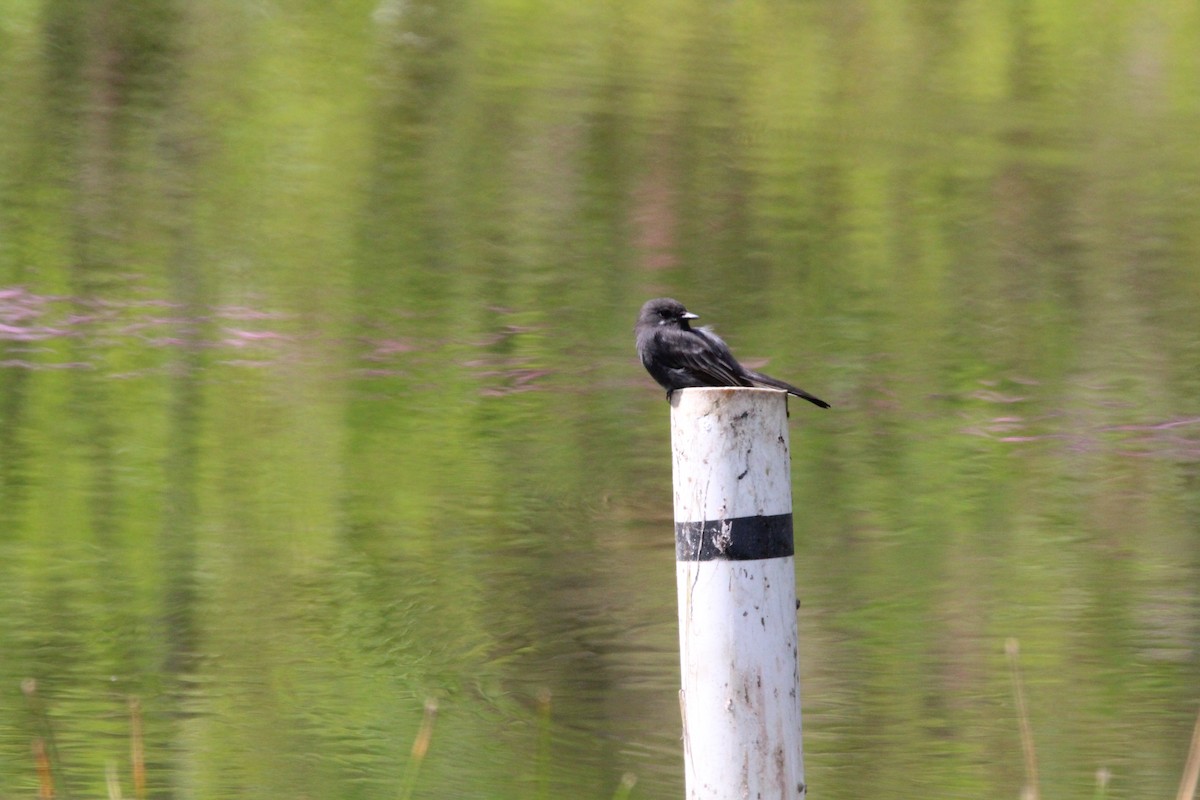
[2,1,1199,798]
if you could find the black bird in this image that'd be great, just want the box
[635,297,830,408]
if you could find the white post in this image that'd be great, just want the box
[671,387,806,799]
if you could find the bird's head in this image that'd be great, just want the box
[639,298,699,330]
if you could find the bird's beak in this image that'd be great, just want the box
[682,312,699,320]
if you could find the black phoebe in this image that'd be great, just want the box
[635,297,830,408]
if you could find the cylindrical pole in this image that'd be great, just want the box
[671,387,806,799]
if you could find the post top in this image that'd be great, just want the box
[669,386,792,521]
[667,385,788,409]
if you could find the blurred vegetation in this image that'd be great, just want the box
[1,0,1198,797]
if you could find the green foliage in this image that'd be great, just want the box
[2,0,1199,797]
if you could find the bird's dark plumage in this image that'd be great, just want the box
[635,298,830,408]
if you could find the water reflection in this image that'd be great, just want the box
[3,1,1200,798]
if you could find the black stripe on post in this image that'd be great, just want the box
[675,513,794,561]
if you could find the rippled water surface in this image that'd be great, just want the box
[2,2,1199,798]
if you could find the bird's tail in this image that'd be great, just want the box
[747,371,831,409]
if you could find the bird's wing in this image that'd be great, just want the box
[661,326,749,386]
